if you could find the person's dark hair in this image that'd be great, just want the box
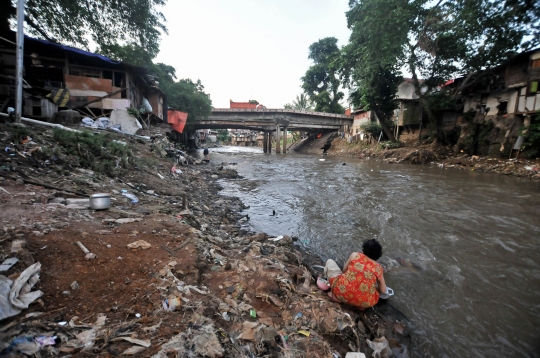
[362,239,382,261]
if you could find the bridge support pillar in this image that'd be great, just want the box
[268,132,272,153]
[275,126,281,154]
[282,126,288,153]
[263,132,268,153]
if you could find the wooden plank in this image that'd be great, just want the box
[69,89,108,97]
[73,87,126,109]
[111,86,123,99]
[102,98,130,110]
[65,74,112,92]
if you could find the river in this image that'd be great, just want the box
[205,146,540,357]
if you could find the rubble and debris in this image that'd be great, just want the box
[0,258,18,272]
[127,240,152,249]
[0,262,43,320]
[0,122,412,357]
[76,241,96,260]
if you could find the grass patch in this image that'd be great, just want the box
[51,128,133,176]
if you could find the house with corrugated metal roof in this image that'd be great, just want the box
[0,30,166,125]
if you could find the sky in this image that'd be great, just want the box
[154,0,352,109]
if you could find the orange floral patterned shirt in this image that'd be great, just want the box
[329,253,383,308]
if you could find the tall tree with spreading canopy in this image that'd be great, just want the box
[301,38,345,114]
[345,0,540,142]
[1,0,167,59]
[92,44,212,131]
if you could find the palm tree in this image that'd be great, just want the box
[284,94,313,111]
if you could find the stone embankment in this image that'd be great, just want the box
[0,123,410,357]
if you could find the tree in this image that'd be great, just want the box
[163,79,212,131]
[94,43,212,131]
[284,94,313,111]
[345,0,540,142]
[1,0,167,60]
[301,38,345,114]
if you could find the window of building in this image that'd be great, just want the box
[497,101,508,115]
[531,59,540,69]
[528,80,539,95]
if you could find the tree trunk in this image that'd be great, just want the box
[408,58,441,143]
[418,96,442,143]
[371,104,396,142]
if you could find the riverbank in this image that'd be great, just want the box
[0,123,410,357]
[295,132,540,179]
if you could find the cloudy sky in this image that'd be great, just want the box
[154,0,351,109]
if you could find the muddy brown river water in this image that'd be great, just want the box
[204,146,540,357]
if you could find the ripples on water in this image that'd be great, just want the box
[204,146,540,357]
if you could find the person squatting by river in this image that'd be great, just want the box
[324,239,387,309]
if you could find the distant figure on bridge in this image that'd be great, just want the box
[321,142,331,155]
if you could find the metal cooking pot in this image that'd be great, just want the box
[89,193,110,210]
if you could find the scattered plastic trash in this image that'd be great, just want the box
[298,330,310,337]
[250,309,257,318]
[345,353,367,358]
[237,321,259,341]
[10,239,25,253]
[221,312,230,321]
[0,262,43,320]
[123,346,147,355]
[268,235,284,242]
[35,336,57,347]
[295,312,303,319]
[135,313,141,318]
[163,297,182,311]
[366,337,392,358]
[0,257,18,272]
[58,321,67,326]
[122,192,139,204]
[96,117,110,129]
[117,337,150,347]
[379,287,394,300]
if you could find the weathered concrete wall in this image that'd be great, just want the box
[397,82,419,100]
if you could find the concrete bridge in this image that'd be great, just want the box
[193,108,352,153]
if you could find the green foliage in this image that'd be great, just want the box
[284,94,313,111]
[216,129,230,143]
[52,128,132,176]
[9,126,30,143]
[380,141,402,149]
[248,100,259,104]
[301,38,345,114]
[344,0,540,141]
[102,44,213,132]
[360,122,383,135]
[162,79,212,132]
[2,0,167,60]
[126,107,142,118]
[98,43,156,67]
[521,113,540,158]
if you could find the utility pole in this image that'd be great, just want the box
[15,0,25,123]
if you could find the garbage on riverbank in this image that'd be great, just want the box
[0,122,412,357]
[303,133,540,179]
